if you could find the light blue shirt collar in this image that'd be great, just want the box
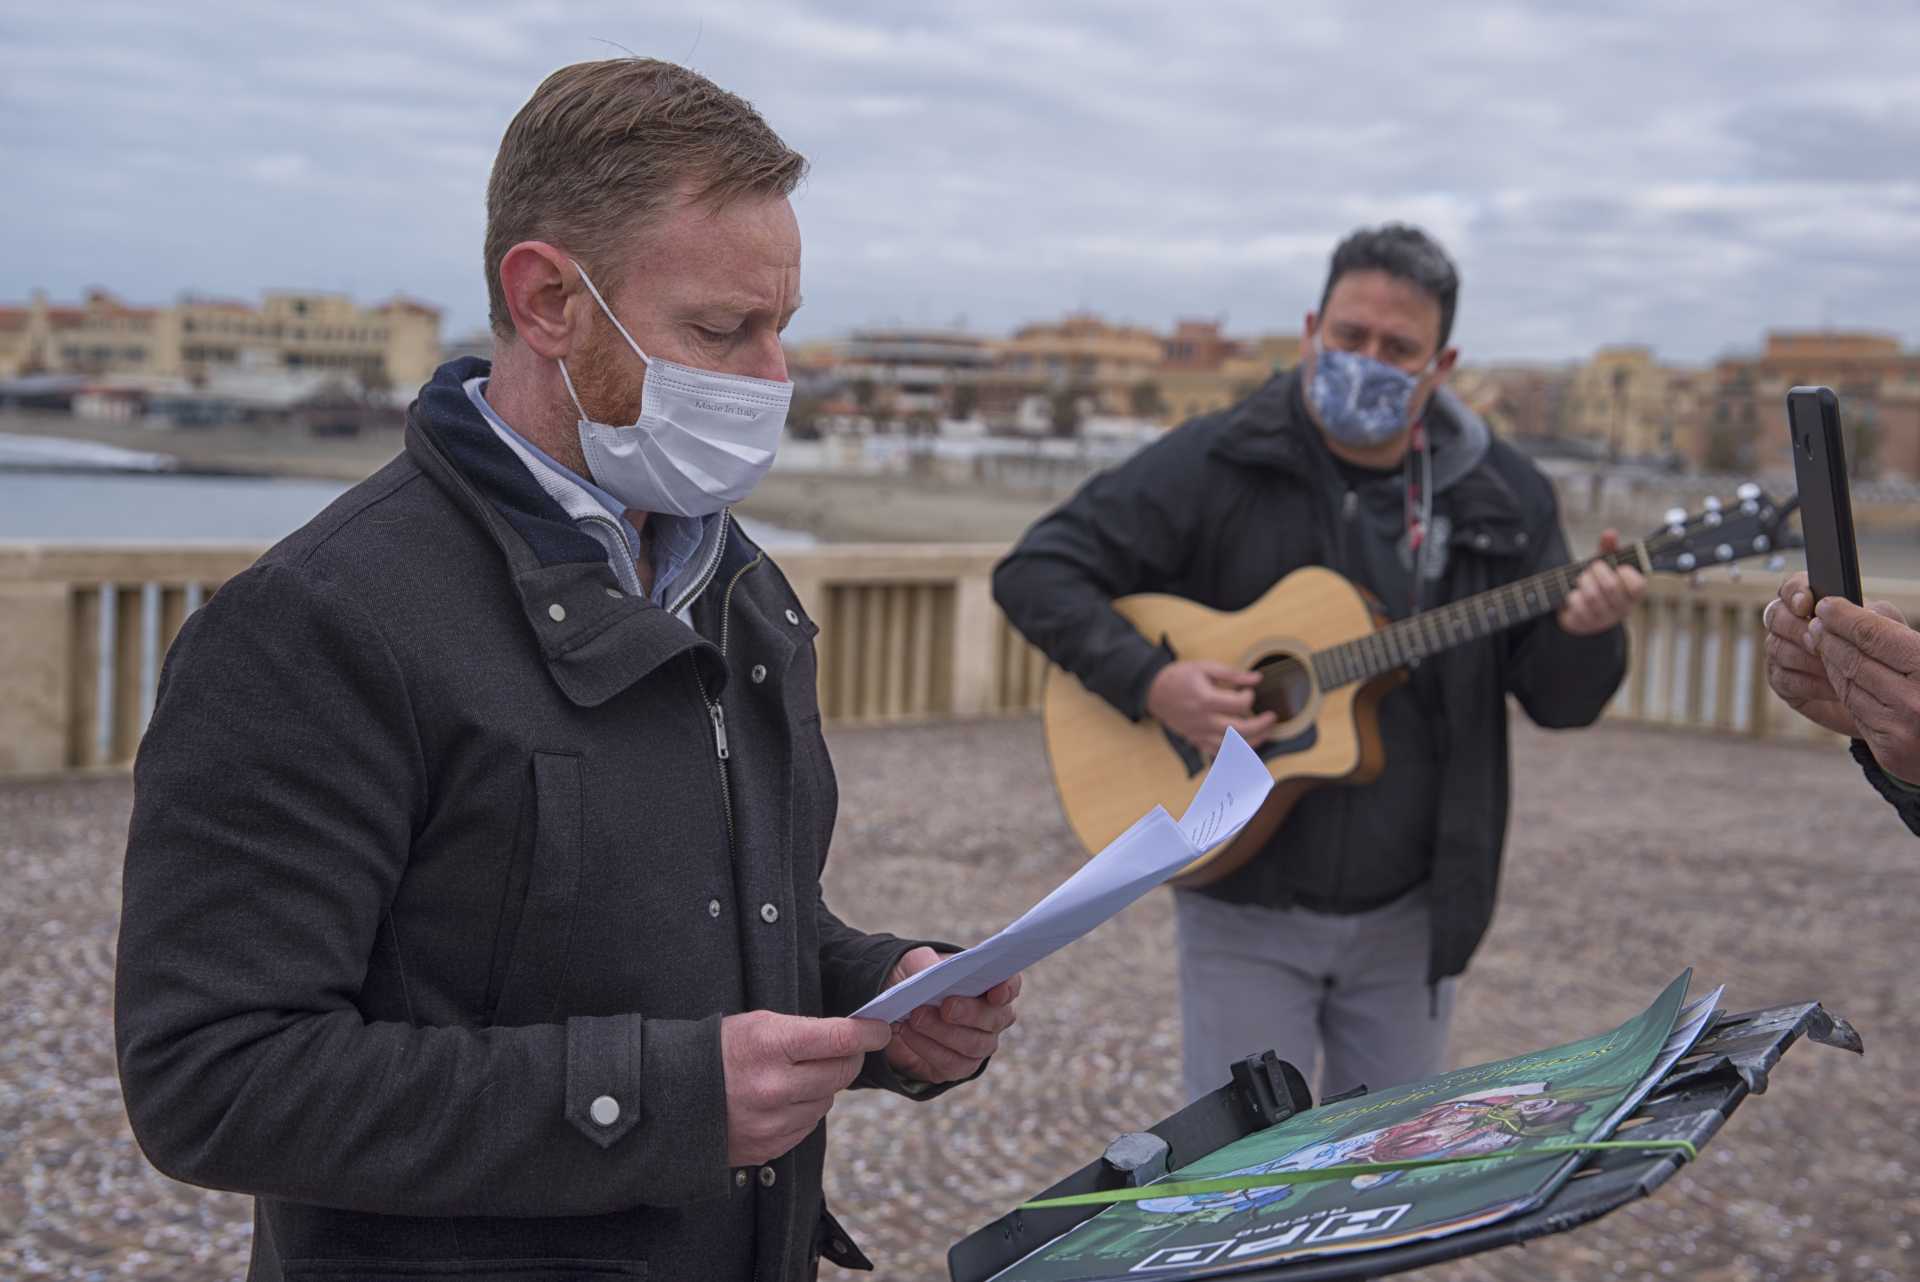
[464,376,710,607]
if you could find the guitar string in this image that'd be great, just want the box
[1235,512,1772,699]
[1305,523,1736,691]
[1311,549,1632,689]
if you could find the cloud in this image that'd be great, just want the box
[3,0,1918,362]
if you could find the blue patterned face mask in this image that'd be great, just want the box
[1307,339,1429,448]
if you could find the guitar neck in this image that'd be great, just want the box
[1309,543,1648,690]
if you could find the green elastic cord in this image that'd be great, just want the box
[1017,1139,1699,1211]
[1881,765,1920,793]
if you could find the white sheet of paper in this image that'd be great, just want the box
[853,728,1273,1023]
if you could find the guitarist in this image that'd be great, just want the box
[993,224,1645,1103]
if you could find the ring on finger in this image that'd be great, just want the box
[1763,599,1778,630]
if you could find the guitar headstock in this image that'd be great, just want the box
[1640,484,1801,577]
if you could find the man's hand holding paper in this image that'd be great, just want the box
[859,730,1274,1034]
[881,947,1023,1084]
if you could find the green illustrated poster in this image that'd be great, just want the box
[993,973,1697,1281]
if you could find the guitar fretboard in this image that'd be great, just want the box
[1307,545,1645,690]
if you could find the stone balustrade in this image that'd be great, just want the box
[4,541,1915,775]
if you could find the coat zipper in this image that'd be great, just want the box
[683,523,776,1275]
[578,512,645,597]
[691,664,736,850]
[669,510,733,617]
[718,550,765,661]
[693,537,764,856]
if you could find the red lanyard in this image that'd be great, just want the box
[1403,418,1431,616]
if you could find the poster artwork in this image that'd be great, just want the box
[994,973,1695,1281]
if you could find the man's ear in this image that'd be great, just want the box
[1432,345,1460,383]
[498,242,582,361]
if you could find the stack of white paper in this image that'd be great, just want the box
[853,728,1274,1023]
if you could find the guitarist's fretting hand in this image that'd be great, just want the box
[1557,529,1647,636]
[1146,660,1279,757]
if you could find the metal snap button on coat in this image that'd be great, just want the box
[760,902,779,924]
[548,603,567,622]
[734,1169,750,1188]
[589,1095,620,1126]
[784,609,800,626]
[1473,533,1491,550]
[750,664,768,684]
[759,1166,777,1188]
[707,898,722,918]
[604,587,624,599]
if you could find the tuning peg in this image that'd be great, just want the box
[1715,543,1734,561]
[1677,551,1697,571]
[1736,482,1761,502]
[1703,495,1723,511]
[1767,555,1787,572]
[1689,571,1703,589]
[1703,510,1722,527]
[1664,506,1688,529]
[1752,535,1771,553]
[1728,564,1742,583]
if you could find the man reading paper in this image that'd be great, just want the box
[114,58,1020,1282]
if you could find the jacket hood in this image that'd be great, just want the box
[407,357,611,569]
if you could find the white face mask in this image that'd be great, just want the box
[558,259,791,518]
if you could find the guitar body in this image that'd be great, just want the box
[1037,485,1795,887]
[1041,566,1402,887]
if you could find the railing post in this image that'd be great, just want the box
[1684,599,1709,727]
[1747,598,1772,738]
[950,569,999,718]
[0,582,74,774]
[1713,602,1739,732]
[1623,598,1650,721]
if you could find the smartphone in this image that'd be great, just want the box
[1786,386,1862,605]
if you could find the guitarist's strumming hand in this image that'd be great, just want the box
[1146,660,1279,758]
[1557,529,1647,636]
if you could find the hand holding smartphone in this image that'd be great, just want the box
[1786,386,1862,606]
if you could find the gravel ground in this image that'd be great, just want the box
[1,716,1913,1280]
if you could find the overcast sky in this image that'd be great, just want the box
[6,1,1919,363]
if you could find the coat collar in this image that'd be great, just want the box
[404,358,734,707]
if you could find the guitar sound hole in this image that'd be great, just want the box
[1250,654,1313,721]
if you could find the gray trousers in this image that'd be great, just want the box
[1171,884,1458,1105]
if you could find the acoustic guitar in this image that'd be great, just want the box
[1041,486,1799,887]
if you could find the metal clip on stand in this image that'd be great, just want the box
[948,1051,1314,1282]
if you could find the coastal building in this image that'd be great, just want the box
[835,328,995,420]
[1451,365,1575,443]
[0,288,443,391]
[1561,346,1708,462]
[1149,325,1300,424]
[1703,331,1920,478]
[976,312,1165,428]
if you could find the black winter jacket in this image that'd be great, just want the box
[993,372,1628,982]
[115,358,950,1281]
[1853,739,1920,836]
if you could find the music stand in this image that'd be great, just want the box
[948,1001,1861,1282]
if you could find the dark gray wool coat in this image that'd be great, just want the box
[115,358,961,1281]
